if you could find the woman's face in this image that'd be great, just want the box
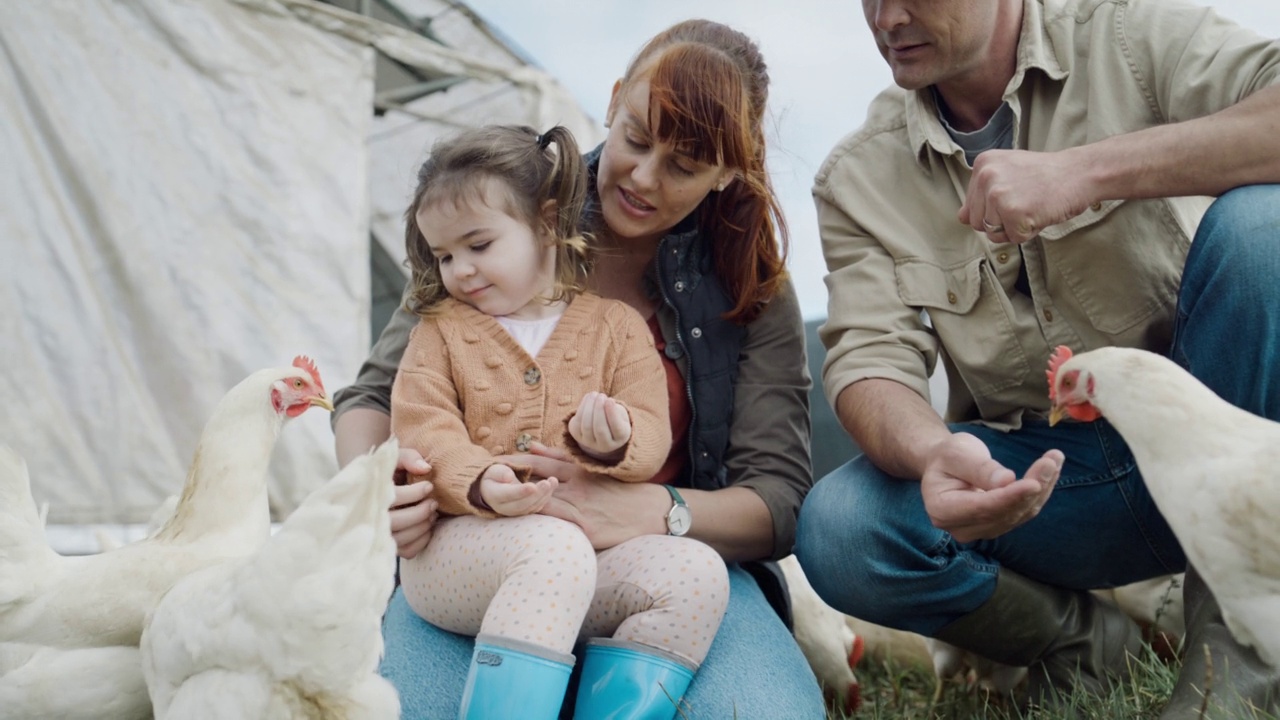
[597,77,736,246]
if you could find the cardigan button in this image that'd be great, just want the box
[664,343,683,360]
[523,367,541,385]
[515,433,533,452]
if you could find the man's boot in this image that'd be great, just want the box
[933,567,1144,705]
[1159,565,1280,719]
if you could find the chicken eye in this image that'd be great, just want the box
[293,379,304,389]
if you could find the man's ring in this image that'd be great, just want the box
[983,219,1004,234]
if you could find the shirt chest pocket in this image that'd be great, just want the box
[895,256,1030,397]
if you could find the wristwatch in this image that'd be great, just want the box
[663,485,692,537]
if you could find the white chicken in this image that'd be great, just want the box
[140,438,401,720]
[0,643,151,720]
[1048,345,1280,667]
[924,638,1027,703]
[780,555,863,715]
[0,356,332,649]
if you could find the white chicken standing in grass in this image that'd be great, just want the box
[0,355,332,651]
[779,555,863,715]
[1047,345,1280,668]
[140,439,401,720]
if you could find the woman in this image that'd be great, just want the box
[334,19,822,719]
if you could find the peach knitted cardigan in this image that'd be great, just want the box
[390,293,671,517]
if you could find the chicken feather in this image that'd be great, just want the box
[1048,346,1280,667]
[0,360,331,649]
[140,439,401,720]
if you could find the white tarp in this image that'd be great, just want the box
[0,0,602,527]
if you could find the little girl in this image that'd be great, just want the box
[389,125,729,720]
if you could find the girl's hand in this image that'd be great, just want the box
[480,464,559,517]
[497,443,664,549]
[567,392,632,461]
[390,448,438,559]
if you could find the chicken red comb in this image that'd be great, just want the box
[1045,345,1074,401]
[292,355,325,393]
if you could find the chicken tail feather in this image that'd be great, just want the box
[0,446,58,605]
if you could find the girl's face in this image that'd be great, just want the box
[417,179,559,320]
[597,77,736,246]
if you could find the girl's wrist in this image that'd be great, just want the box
[468,479,493,511]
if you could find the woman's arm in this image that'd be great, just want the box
[712,279,813,561]
[506,444,772,562]
[334,407,392,468]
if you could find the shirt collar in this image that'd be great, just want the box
[906,0,1069,165]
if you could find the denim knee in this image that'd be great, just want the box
[795,455,991,634]
[1181,184,1280,309]
[1174,184,1280,417]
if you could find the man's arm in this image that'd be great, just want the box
[1084,85,1280,202]
[834,378,949,481]
[963,86,1280,243]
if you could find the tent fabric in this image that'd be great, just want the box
[0,0,602,525]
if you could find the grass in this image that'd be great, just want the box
[828,644,1279,720]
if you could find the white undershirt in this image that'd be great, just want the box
[495,312,564,357]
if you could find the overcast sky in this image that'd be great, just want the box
[463,1,1279,319]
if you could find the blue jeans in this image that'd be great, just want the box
[381,564,826,719]
[795,184,1280,637]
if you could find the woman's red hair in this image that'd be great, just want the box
[622,20,789,324]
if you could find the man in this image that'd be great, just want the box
[796,0,1280,716]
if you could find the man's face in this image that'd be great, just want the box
[862,0,1001,90]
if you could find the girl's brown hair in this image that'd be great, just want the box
[620,19,789,323]
[403,125,591,316]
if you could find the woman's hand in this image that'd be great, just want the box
[390,447,438,559]
[495,442,665,549]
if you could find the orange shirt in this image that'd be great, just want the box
[646,313,690,486]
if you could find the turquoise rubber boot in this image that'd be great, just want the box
[572,638,696,720]
[457,634,574,720]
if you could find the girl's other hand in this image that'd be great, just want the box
[567,392,632,461]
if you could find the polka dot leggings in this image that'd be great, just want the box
[400,514,729,667]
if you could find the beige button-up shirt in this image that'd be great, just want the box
[815,0,1280,429]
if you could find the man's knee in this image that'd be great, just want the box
[1186,184,1280,301]
[795,455,921,624]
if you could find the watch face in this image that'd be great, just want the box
[667,505,692,536]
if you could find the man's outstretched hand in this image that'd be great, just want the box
[921,432,1064,543]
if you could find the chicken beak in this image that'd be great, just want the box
[310,394,336,413]
[1048,405,1065,427]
